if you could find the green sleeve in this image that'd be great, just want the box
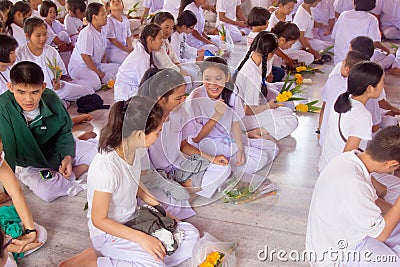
[0,113,18,172]
[53,105,75,160]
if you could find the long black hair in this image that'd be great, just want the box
[99,96,164,153]
[233,32,278,97]
[334,61,383,113]
[201,56,234,107]
[5,1,31,35]
[139,23,162,68]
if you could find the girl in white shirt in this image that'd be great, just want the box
[82,96,199,267]
[152,11,195,91]
[188,57,278,175]
[64,0,85,44]
[68,3,120,92]
[5,2,32,46]
[216,0,250,43]
[105,0,133,64]
[234,32,298,141]
[114,23,163,101]
[139,68,232,200]
[318,61,385,172]
[17,17,94,101]
[182,0,220,52]
[0,34,17,95]
[266,0,296,31]
[40,1,73,67]
[292,0,333,61]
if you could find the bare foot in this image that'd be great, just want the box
[72,114,93,125]
[0,192,11,204]
[59,248,98,267]
[77,131,97,140]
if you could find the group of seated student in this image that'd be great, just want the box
[0,0,399,266]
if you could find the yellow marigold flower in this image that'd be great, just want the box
[220,36,226,41]
[55,66,61,71]
[199,262,214,267]
[294,74,303,84]
[276,93,286,102]
[295,103,309,112]
[206,252,221,265]
[107,80,115,88]
[285,91,293,99]
[296,66,307,72]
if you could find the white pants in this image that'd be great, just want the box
[69,63,120,92]
[15,138,97,202]
[312,27,334,42]
[56,80,95,101]
[382,25,400,40]
[243,107,299,141]
[54,31,72,69]
[217,23,249,43]
[345,223,400,266]
[187,35,221,52]
[279,47,315,66]
[196,163,231,199]
[106,48,130,64]
[197,135,278,174]
[92,222,199,267]
[371,49,396,70]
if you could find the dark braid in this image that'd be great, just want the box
[140,24,161,68]
[6,2,31,36]
[261,53,268,98]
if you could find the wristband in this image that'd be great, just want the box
[24,229,37,235]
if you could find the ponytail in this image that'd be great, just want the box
[6,2,31,35]
[99,96,164,153]
[334,61,383,113]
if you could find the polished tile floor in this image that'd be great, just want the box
[14,39,400,266]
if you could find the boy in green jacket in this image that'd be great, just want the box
[0,61,97,202]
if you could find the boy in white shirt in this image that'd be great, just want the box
[216,0,250,43]
[332,0,392,65]
[307,126,400,266]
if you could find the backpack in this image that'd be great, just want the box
[76,94,109,113]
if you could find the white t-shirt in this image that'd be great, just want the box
[333,0,354,14]
[163,0,180,19]
[186,85,245,138]
[371,0,400,28]
[52,0,67,19]
[114,42,150,101]
[11,23,27,46]
[307,151,385,266]
[170,31,197,63]
[329,61,342,77]
[0,67,11,95]
[16,44,67,91]
[143,0,164,14]
[148,106,198,171]
[87,149,143,238]
[332,10,381,64]
[153,39,180,72]
[320,72,347,145]
[266,11,292,31]
[293,4,314,39]
[184,2,206,45]
[64,15,83,36]
[216,0,241,27]
[312,0,335,24]
[246,31,259,50]
[106,15,131,48]
[70,23,107,68]
[319,98,372,172]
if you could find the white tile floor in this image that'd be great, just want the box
[13,39,400,266]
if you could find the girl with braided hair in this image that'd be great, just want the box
[234,31,298,141]
[114,23,163,101]
[5,1,32,46]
